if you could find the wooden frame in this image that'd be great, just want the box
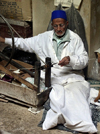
[0,55,52,107]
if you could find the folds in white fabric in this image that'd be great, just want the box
[43,82,97,133]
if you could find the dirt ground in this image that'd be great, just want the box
[0,101,73,134]
[0,101,100,134]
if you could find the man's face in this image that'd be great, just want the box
[52,18,68,38]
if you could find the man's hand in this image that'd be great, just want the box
[58,56,70,67]
[0,37,5,43]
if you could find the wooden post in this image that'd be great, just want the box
[34,61,41,93]
[45,57,51,87]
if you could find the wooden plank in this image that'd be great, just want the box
[0,64,37,91]
[13,59,33,69]
[0,59,33,70]
[0,18,29,26]
[0,95,34,107]
[0,98,8,103]
[0,59,34,75]
[0,52,35,77]
[0,79,51,107]
[0,21,32,38]
[0,80,38,106]
[0,60,17,71]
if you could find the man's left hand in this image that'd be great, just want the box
[58,56,70,67]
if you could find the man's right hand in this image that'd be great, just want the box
[0,37,5,43]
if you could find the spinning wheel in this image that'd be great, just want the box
[0,14,15,67]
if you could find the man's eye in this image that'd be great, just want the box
[53,24,65,28]
[53,25,57,28]
[60,24,65,27]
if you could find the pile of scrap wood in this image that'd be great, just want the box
[0,52,51,107]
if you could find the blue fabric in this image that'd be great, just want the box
[51,10,67,21]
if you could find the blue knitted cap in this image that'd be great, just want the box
[51,10,67,21]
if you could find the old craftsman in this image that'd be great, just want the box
[0,10,97,133]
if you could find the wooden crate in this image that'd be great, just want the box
[0,79,51,107]
[0,18,32,38]
[0,59,51,107]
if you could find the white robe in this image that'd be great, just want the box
[5,29,97,133]
[40,66,97,133]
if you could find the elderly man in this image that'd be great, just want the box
[0,10,97,133]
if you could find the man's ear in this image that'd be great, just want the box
[66,21,69,26]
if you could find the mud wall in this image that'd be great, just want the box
[86,0,100,77]
[90,0,100,57]
[32,0,55,36]
[80,0,90,52]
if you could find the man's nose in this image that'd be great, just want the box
[57,25,61,30]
